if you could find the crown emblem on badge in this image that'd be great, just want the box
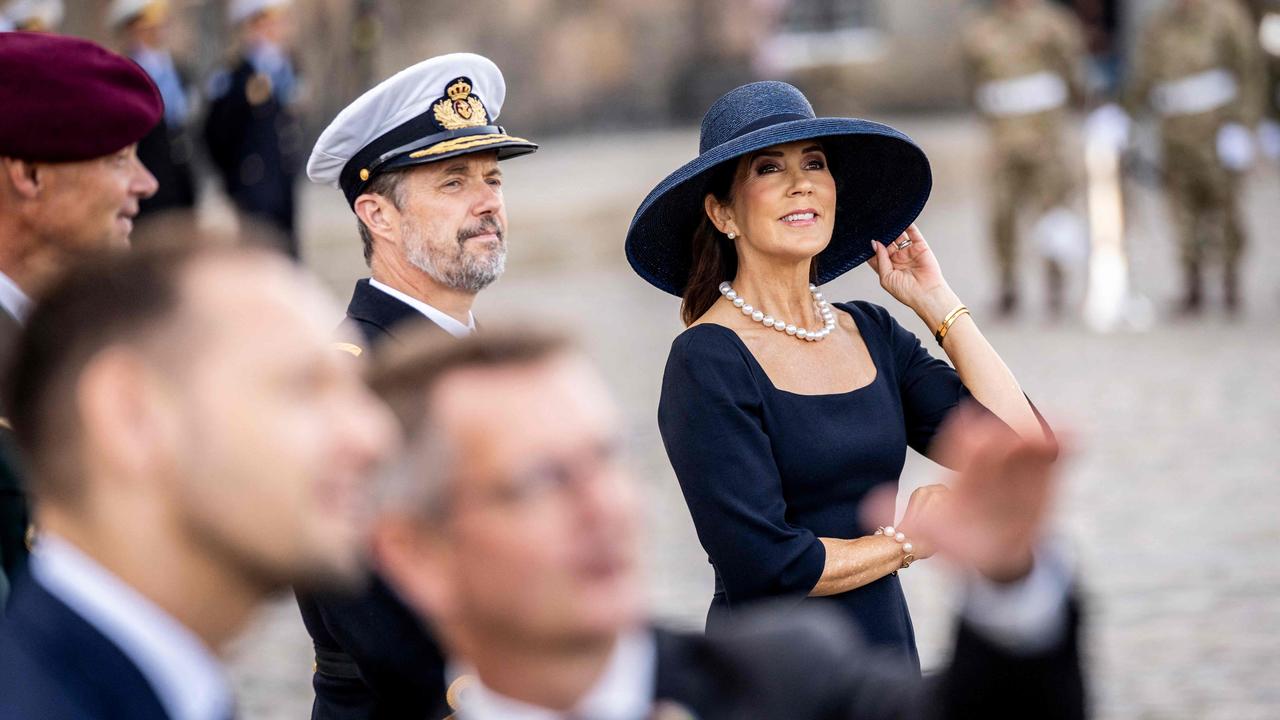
[433,76,489,130]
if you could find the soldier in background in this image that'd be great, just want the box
[962,0,1089,318]
[1123,0,1263,315]
[109,0,199,229]
[1249,0,1280,161]
[0,0,60,32]
[203,0,304,258]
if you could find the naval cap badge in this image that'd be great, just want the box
[433,76,489,130]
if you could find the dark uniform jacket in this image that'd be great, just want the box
[0,308,28,608]
[0,574,173,719]
[203,56,303,256]
[439,602,1086,720]
[135,61,197,219]
[296,278,451,719]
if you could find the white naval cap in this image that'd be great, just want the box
[107,0,167,30]
[228,0,288,25]
[308,52,537,209]
[3,0,62,30]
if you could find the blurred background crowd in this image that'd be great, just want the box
[3,1,1277,718]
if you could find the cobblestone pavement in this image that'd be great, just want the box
[224,115,1280,719]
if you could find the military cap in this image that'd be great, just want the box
[3,0,61,31]
[228,0,288,25]
[0,32,163,162]
[307,53,538,209]
[107,0,168,30]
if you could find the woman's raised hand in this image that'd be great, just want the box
[867,225,960,327]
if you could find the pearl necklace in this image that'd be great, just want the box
[718,281,836,342]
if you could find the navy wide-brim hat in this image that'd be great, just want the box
[626,81,932,296]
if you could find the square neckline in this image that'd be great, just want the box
[693,302,883,398]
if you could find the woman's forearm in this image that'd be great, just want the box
[810,535,906,597]
[912,286,1043,440]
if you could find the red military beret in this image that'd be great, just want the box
[0,32,163,162]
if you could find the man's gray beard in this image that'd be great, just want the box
[404,222,506,293]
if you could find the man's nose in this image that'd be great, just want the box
[133,158,159,199]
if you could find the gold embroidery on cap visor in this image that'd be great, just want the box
[407,133,531,159]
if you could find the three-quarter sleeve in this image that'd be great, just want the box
[849,302,974,460]
[658,329,826,606]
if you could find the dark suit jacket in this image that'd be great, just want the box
[435,602,1085,719]
[0,573,172,720]
[650,602,1085,720]
[296,278,452,720]
[0,307,28,608]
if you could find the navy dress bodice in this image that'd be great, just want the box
[659,301,983,671]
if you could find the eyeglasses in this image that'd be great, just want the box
[444,435,630,516]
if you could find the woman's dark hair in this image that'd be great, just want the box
[680,152,824,326]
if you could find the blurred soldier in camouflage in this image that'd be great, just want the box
[1124,0,1264,315]
[962,0,1088,318]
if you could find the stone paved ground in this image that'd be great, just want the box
[224,115,1280,719]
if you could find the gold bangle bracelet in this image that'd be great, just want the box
[934,305,970,346]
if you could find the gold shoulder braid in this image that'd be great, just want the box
[333,342,364,358]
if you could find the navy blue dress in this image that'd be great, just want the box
[659,300,980,671]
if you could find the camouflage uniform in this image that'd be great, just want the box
[962,0,1087,315]
[1125,0,1264,311]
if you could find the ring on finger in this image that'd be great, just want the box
[895,238,913,250]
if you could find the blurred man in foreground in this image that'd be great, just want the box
[0,30,162,604]
[0,246,395,718]
[371,330,1086,719]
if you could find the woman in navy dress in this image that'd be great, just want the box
[625,82,1047,671]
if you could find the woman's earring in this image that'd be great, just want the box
[727,231,737,240]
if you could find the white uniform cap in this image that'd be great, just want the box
[308,52,537,208]
[228,0,289,25]
[3,0,63,30]
[107,0,165,29]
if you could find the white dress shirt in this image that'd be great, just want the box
[458,630,657,720]
[29,535,235,720]
[457,553,1073,719]
[369,278,476,338]
[0,269,32,324]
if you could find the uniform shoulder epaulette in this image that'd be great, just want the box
[333,342,364,357]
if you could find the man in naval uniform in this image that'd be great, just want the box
[109,0,200,227]
[300,52,537,719]
[962,0,1089,317]
[0,31,161,606]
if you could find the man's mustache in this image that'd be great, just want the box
[458,216,504,244]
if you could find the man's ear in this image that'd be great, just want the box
[76,347,179,489]
[354,193,400,244]
[2,157,42,200]
[372,516,454,623]
[703,192,735,236]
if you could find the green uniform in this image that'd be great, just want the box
[1125,0,1264,308]
[962,0,1087,313]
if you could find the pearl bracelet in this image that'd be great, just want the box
[874,525,916,571]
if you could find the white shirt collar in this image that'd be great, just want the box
[458,630,657,720]
[30,535,235,720]
[0,269,32,324]
[369,278,476,338]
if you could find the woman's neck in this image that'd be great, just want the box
[731,259,822,329]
